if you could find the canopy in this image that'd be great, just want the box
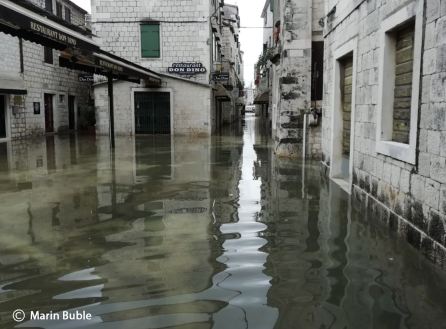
[0,73,27,94]
[0,0,100,52]
[214,84,231,102]
[254,91,269,104]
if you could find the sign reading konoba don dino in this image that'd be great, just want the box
[168,63,207,74]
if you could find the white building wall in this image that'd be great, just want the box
[94,77,212,136]
[0,0,90,141]
[322,0,446,270]
[91,0,212,85]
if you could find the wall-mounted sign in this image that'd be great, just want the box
[168,63,207,74]
[259,77,268,92]
[79,74,94,82]
[14,95,23,105]
[33,102,40,115]
[96,58,124,73]
[213,73,229,81]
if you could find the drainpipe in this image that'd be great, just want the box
[302,113,307,199]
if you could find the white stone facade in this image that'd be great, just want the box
[94,76,212,136]
[0,0,91,142]
[322,0,446,269]
[91,0,212,85]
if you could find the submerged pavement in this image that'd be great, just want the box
[0,115,446,328]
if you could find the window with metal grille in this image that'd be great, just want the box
[56,2,62,18]
[65,7,71,22]
[44,46,53,64]
[45,0,52,12]
[140,24,160,58]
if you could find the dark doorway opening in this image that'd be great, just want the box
[0,96,6,138]
[134,92,171,134]
[68,96,75,130]
[44,94,54,133]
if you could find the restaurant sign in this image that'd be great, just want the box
[212,73,229,82]
[30,22,77,46]
[96,58,124,73]
[168,63,207,74]
[78,74,94,82]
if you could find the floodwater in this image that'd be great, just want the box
[0,115,446,329]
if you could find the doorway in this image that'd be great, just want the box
[68,96,75,130]
[341,56,353,182]
[134,92,171,134]
[0,95,6,139]
[44,94,54,133]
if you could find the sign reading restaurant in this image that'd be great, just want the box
[168,63,207,74]
[30,21,77,46]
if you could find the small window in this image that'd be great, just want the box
[65,7,71,23]
[264,14,267,26]
[140,24,160,58]
[44,46,53,64]
[56,2,62,18]
[45,0,52,12]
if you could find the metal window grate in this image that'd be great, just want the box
[134,92,171,135]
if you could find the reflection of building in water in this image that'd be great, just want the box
[259,155,446,328]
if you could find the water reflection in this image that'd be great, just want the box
[0,117,445,328]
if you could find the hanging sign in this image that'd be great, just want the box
[78,74,94,82]
[259,77,268,92]
[212,73,230,81]
[167,63,207,74]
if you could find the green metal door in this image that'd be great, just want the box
[134,92,171,134]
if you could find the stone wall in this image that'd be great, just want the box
[0,0,90,141]
[94,77,212,136]
[91,0,211,84]
[322,0,446,268]
[28,0,87,27]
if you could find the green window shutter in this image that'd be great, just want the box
[141,24,160,58]
[270,0,274,11]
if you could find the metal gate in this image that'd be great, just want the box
[134,92,171,134]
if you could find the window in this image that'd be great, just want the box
[376,1,423,164]
[264,14,267,26]
[44,46,53,64]
[56,2,62,18]
[45,0,52,12]
[140,24,160,58]
[65,7,71,22]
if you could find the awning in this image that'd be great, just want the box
[58,51,162,84]
[254,92,269,104]
[0,0,100,52]
[214,84,231,102]
[0,73,27,94]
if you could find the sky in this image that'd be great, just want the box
[71,0,264,86]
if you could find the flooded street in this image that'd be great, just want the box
[1,115,446,329]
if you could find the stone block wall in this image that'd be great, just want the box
[91,0,211,84]
[322,0,446,269]
[0,2,90,141]
[94,77,212,136]
[28,0,87,27]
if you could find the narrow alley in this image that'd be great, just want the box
[0,115,445,328]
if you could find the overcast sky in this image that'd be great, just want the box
[71,0,264,86]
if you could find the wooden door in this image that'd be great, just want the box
[0,95,6,138]
[341,57,353,181]
[44,94,54,133]
[68,96,75,130]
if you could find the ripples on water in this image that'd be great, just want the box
[0,116,446,329]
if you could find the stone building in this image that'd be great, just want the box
[259,0,325,158]
[91,0,240,136]
[0,0,92,142]
[321,0,446,268]
[219,3,244,125]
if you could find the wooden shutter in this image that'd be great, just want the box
[392,25,415,144]
[141,25,160,58]
[342,57,353,159]
[45,0,53,12]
